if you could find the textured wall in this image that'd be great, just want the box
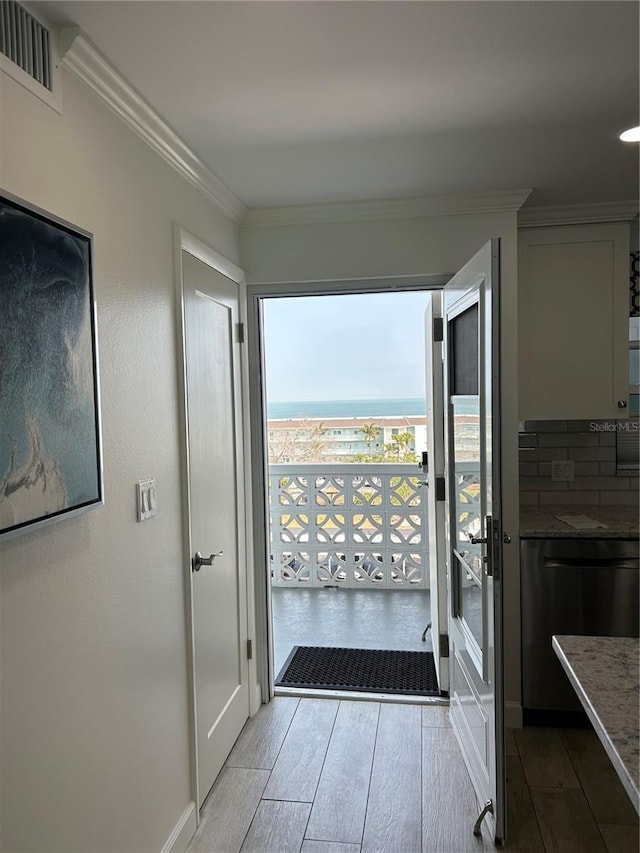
[0,69,239,853]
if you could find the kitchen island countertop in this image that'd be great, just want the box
[552,635,639,815]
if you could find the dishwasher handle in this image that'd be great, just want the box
[542,556,639,570]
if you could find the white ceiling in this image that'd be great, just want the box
[40,1,639,210]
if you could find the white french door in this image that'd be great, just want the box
[443,240,506,843]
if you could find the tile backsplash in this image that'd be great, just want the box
[519,420,639,507]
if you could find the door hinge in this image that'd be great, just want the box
[439,634,449,658]
[247,639,253,660]
[433,317,444,342]
[236,322,245,343]
[435,476,446,501]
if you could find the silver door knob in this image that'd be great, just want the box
[192,550,223,572]
[618,400,628,408]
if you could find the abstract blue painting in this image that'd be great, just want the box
[0,193,103,538]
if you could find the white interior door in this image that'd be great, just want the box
[443,240,505,843]
[424,293,448,692]
[182,248,250,809]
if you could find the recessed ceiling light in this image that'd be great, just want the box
[619,126,640,142]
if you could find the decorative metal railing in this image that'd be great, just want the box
[268,461,482,590]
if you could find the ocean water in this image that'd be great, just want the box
[267,398,426,419]
[267,397,482,419]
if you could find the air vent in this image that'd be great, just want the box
[0,0,51,90]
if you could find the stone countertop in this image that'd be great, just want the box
[552,635,639,815]
[520,505,639,538]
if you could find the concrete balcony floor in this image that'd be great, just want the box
[271,586,433,677]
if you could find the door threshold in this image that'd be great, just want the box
[274,686,449,705]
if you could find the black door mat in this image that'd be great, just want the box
[275,646,440,696]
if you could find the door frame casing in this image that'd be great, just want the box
[246,274,450,700]
[174,226,261,818]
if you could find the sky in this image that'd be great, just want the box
[262,291,434,402]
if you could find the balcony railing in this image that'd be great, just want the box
[268,462,482,590]
[268,463,427,589]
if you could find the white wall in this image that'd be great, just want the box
[241,210,522,723]
[0,69,239,853]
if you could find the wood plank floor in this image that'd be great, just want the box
[188,698,639,853]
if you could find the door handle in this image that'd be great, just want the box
[471,516,496,577]
[192,550,224,572]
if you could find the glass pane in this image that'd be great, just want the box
[451,304,479,395]
[460,573,483,648]
[452,393,483,655]
[451,395,483,582]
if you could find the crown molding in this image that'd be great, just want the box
[58,28,247,223]
[242,188,533,228]
[519,200,639,228]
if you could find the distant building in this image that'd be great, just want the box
[267,415,427,463]
[266,413,481,463]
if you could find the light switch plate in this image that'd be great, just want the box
[136,479,157,521]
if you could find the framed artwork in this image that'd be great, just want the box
[0,191,103,539]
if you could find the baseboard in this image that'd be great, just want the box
[161,802,197,853]
[505,701,523,729]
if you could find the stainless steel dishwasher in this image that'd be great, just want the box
[521,538,639,720]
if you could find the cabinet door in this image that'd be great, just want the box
[519,223,630,421]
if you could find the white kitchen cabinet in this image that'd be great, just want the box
[518,223,630,421]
